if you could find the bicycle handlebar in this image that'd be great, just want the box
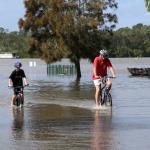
[107,76,116,79]
[8,84,29,89]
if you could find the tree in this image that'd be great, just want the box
[0,27,29,57]
[19,0,117,79]
[145,0,150,11]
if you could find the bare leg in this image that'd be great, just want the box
[95,85,100,107]
[11,95,16,106]
[106,78,112,91]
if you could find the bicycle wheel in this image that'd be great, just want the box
[104,93,112,106]
[100,91,105,106]
[16,95,23,107]
[16,96,21,106]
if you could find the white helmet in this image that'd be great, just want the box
[99,49,108,57]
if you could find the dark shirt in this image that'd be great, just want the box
[9,69,26,87]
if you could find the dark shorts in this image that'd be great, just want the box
[13,87,24,95]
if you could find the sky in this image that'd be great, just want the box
[0,0,150,31]
[116,0,150,29]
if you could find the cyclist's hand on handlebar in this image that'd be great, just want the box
[95,75,102,79]
[25,83,29,86]
[111,76,116,79]
[107,76,116,79]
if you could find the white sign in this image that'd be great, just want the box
[29,61,36,67]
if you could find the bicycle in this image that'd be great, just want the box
[9,85,28,107]
[100,77,115,107]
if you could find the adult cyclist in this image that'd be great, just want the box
[92,49,116,108]
[9,61,29,106]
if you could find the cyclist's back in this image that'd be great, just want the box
[9,61,28,106]
[9,68,26,87]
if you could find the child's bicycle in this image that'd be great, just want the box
[100,77,115,107]
[9,85,28,107]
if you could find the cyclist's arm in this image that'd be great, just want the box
[109,67,116,78]
[8,78,13,87]
[23,77,29,86]
[21,69,29,86]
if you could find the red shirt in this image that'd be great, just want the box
[92,56,112,80]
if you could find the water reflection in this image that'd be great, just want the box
[69,79,81,90]
[91,109,113,150]
[11,108,24,139]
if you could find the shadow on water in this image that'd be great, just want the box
[11,108,24,140]
[12,108,24,130]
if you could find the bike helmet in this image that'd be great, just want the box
[99,49,108,57]
[14,61,22,68]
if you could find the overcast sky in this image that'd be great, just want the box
[0,0,150,31]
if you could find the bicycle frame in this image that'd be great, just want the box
[99,77,113,106]
[14,86,24,107]
[9,84,29,107]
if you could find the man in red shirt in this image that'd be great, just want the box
[92,50,116,108]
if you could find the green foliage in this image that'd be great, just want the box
[145,0,150,11]
[109,23,150,57]
[20,0,118,62]
[19,0,118,79]
[1,22,150,60]
[0,27,29,57]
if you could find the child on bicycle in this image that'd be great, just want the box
[9,61,29,106]
[92,49,116,108]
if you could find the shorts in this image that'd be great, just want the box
[93,79,103,86]
[13,87,23,95]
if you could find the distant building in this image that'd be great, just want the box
[0,53,17,58]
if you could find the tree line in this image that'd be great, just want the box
[109,23,150,57]
[0,27,30,58]
[1,23,150,58]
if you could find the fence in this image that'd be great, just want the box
[47,64,76,76]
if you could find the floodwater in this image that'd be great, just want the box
[0,58,150,150]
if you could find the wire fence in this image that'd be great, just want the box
[47,64,76,76]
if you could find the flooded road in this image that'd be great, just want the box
[0,58,150,150]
